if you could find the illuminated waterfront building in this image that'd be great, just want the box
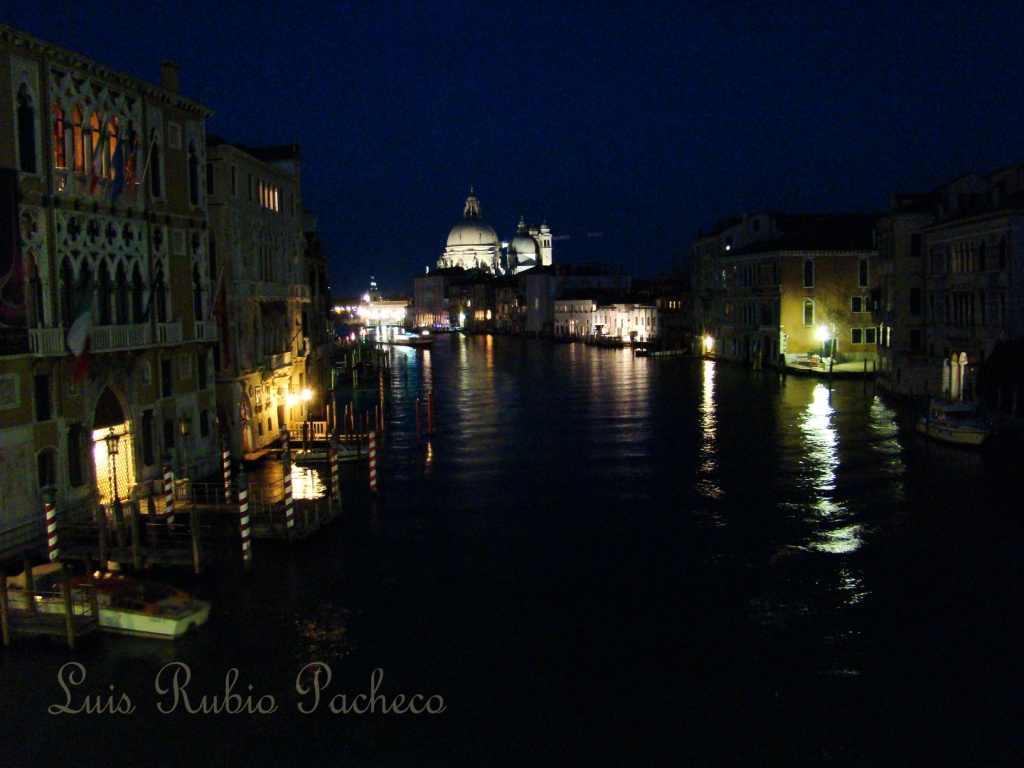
[205,139,331,457]
[0,24,217,556]
[693,212,879,368]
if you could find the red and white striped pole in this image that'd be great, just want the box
[237,467,252,569]
[163,454,175,525]
[369,431,378,492]
[281,429,295,531]
[330,437,341,505]
[221,438,232,504]
[43,485,59,562]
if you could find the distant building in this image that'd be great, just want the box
[436,189,552,275]
[693,212,880,367]
[437,189,503,273]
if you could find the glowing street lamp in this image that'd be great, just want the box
[179,415,192,481]
[302,388,313,451]
[816,324,835,384]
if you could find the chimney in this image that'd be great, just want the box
[159,60,180,93]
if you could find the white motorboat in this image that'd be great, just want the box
[6,565,210,640]
[915,398,994,447]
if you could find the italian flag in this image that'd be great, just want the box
[67,283,94,382]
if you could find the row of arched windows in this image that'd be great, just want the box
[12,86,168,203]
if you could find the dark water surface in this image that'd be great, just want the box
[2,335,1022,766]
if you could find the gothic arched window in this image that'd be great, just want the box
[16,86,37,174]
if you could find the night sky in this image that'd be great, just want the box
[6,1,1024,296]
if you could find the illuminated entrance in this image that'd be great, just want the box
[91,387,135,506]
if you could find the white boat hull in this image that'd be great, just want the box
[916,418,990,446]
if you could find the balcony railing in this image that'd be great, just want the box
[157,322,182,345]
[267,351,292,370]
[195,321,219,341]
[30,325,155,356]
[29,327,67,356]
[91,323,152,352]
[53,169,144,206]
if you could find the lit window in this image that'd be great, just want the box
[803,299,814,326]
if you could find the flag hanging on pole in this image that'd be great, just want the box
[123,126,139,202]
[109,131,126,203]
[67,282,95,382]
[88,118,107,196]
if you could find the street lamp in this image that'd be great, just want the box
[817,324,835,385]
[301,388,313,453]
[179,415,192,481]
[104,430,125,534]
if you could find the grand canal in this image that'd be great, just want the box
[2,334,1022,766]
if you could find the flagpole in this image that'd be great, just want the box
[138,128,158,187]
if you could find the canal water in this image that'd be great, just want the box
[2,335,1022,766]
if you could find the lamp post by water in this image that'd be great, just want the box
[104,431,125,540]
[301,388,313,453]
[179,415,192,485]
[817,324,835,388]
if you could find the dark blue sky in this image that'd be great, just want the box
[7,1,1024,296]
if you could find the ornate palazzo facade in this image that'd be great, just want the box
[0,24,218,556]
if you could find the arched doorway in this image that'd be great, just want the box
[92,386,135,505]
[949,351,969,401]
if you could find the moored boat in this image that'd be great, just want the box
[5,566,210,640]
[915,398,994,447]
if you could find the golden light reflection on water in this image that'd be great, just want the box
[291,464,327,500]
[799,384,861,554]
[697,359,723,500]
[296,603,352,665]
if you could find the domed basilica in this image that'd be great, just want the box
[437,189,552,275]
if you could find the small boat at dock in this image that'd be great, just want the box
[915,398,995,447]
[5,565,210,640]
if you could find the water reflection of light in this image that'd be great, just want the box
[803,384,838,493]
[421,348,433,391]
[291,465,327,500]
[696,360,722,499]
[296,603,352,663]
[800,384,862,553]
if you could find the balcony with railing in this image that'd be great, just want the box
[157,322,182,345]
[53,170,144,207]
[29,324,153,356]
[267,351,293,370]
[91,324,152,352]
[195,321,219,342]
[29,327,68,356]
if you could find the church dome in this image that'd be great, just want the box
[508,216,539,267]
[447,219,500,248]
[509,233,538,256]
